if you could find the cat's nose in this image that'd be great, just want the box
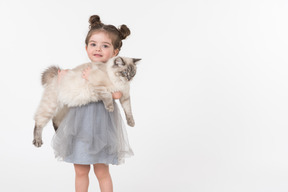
[127,72,136,81]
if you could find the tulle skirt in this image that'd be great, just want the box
[51,101,133,165]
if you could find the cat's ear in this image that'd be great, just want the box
[133,58,141,64]
[114,57,125,66]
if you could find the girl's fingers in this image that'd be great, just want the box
[82,67,91,80]
[58,69,69,83]
[112,92,122,99]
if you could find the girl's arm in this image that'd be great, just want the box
[82,67,122,99]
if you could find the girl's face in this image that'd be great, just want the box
[86,32,119,62]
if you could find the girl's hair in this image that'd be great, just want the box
[85,15,130,52]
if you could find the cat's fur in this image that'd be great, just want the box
[33,56,140,147]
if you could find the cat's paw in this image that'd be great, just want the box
[105,105,114,112]
[33,138,43,147]
[127,118,135,127]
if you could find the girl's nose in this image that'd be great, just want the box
[95,45,101,51]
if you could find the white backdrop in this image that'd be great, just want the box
[0,0,288,191]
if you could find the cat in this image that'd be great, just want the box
[33,56,141,147]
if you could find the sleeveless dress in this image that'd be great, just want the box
[51,101,133,165]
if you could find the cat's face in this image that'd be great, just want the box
[111,57,141,81]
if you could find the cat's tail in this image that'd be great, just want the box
[41,66,60,86]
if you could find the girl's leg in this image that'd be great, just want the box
[93,164,113,192]
[74,164,91,192]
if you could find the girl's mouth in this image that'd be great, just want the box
[94,54,102,57]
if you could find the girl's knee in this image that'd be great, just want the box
[93,164,110,180]
[74,164,90,177]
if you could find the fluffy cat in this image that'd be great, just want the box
[33,56,141,147]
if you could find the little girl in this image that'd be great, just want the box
[52,15,134,192]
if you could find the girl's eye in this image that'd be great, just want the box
[102,45,109,48]
[90,43,96,47]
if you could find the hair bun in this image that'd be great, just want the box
[118,25,131,40]
[89,15,103,28]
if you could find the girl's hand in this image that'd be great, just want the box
[112,91,122,99]
[58,69,69,83]
[82,67,91,80]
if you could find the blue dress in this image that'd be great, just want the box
[51,101,133,165]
